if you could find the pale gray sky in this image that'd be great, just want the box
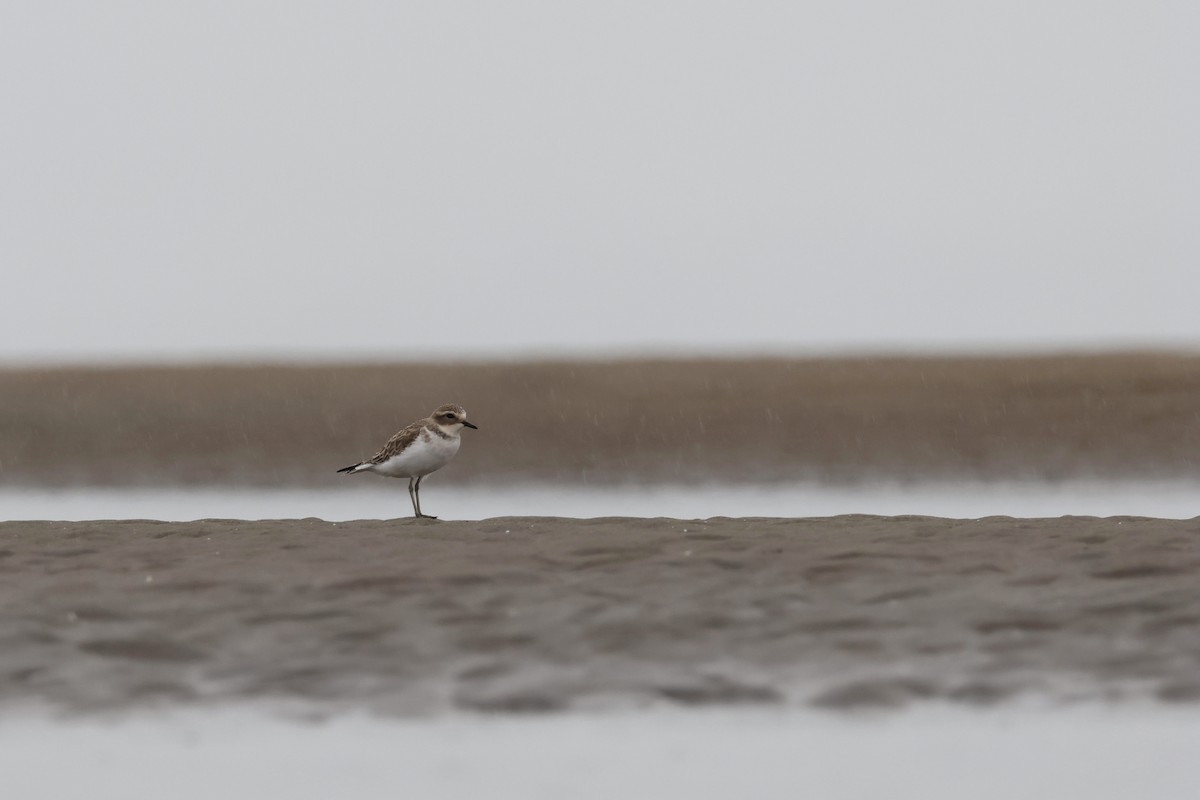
[2,1,1197,363]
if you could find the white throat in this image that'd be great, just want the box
[435,422,464,438]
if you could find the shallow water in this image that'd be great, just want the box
[3,479,1198,521]
[3,706,1199,800]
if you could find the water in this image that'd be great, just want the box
[3,480,1198,521]
[2,706,1198,800]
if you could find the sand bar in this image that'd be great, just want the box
[3,515,1200,715]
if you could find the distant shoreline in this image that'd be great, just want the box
[3,352,1200,487]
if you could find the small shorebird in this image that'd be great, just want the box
[336,404,478,519]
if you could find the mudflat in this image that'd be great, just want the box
[3,353,1200,487]
[3,515,1199,715]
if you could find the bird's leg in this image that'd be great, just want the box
[407,477,419,518]
[414,475,437,519]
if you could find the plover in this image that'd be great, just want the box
[336,404,478,519]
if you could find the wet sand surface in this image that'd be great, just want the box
[3,515,1200,716]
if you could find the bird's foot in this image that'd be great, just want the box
[414,514,439,520]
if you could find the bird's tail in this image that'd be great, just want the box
[336,462,371,475]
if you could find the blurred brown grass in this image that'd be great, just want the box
[3,353,1200,487]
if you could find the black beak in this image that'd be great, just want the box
[462,421,478,430]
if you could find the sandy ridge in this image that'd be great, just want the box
[3,515,1200,715]
[2,515,1200,714]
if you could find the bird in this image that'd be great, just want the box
[336,403,478,519]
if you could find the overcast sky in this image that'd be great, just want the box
[2,2,1197,363]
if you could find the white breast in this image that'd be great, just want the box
[372,431,461,478]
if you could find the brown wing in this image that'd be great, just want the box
[369,421,425,464]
